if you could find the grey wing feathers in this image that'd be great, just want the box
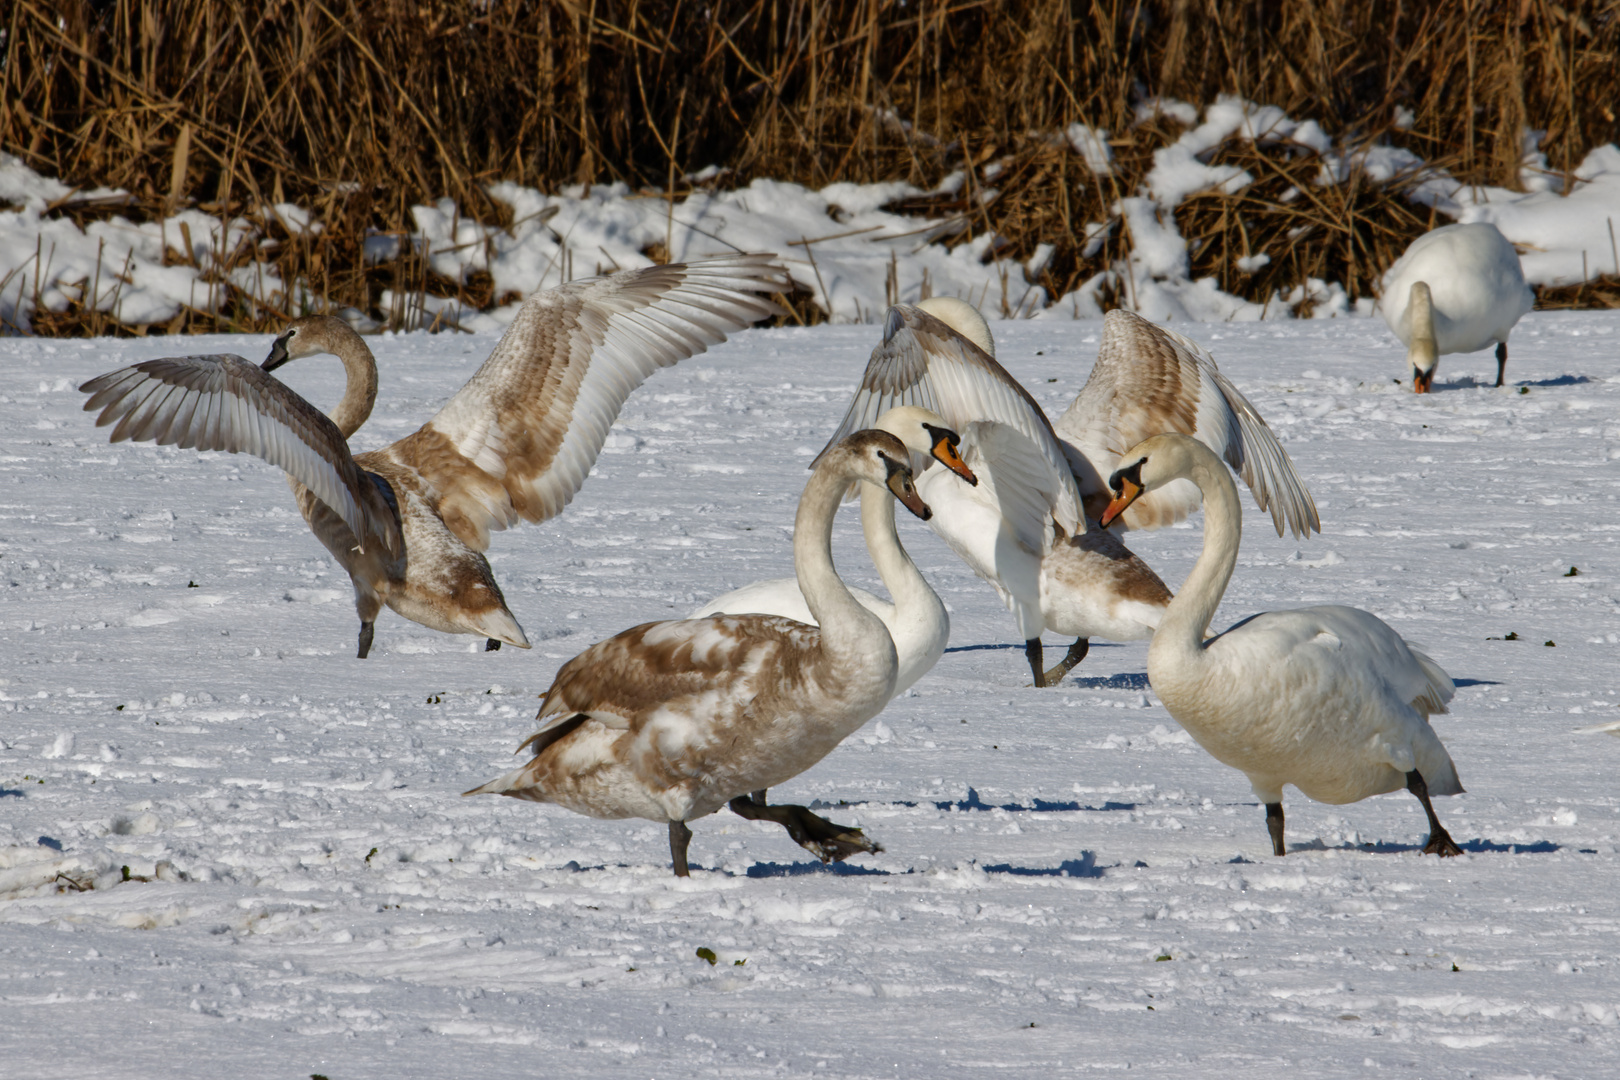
[1203,363,1321,539]
[418,255,787,530]
[79,354,389,551]
[817,305,1084,533]
[1404,643,1456,717]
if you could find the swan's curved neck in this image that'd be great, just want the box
[796,465,885,645]
[326,335,379,440]
[1157,454,1241,662]
[858,479,932,613]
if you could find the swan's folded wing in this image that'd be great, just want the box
[962,421,1064,555]
[394,255,787,549]
[1055,309,1320,537]
[79,354,394,552]
[816,304,1084,534]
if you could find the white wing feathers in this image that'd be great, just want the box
[818,304,1085,535]
[1056,310,1319,538]
[79,354,390,551]
[962,421,1066,555]
[414,255,787,543]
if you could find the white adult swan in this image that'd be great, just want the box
[466,431,931,876]
[1100,434,1464,857]
[821,299,1318,686]
[1380,222,1533,392]
[79,256,785,657]
[691,405,976,696]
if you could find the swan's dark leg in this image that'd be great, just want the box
[1495,342,1508,388]
[1042,638,1090,686]
[485,638,501,652]
[357,621,375,659]
[729,796,882,863]
[750,790,767,806]
[1406,770,1463,857]
[1265,802,1286,856]
[669,820,694,877]
[1025,638,1046,686]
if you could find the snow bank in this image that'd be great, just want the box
[5,100,1620,334]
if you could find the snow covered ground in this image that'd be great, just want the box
[2,312,1619,1078]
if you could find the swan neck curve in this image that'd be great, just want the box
[796,459,885,645]
[1406,282,1438,375]
[1158,451,1241,659]
[327,334,380,440]
[858,479,928,612]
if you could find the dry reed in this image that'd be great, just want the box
[3,0,1618,334]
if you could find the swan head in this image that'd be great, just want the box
[1099,434,1212,528]
[915,296,996,358]
[833,430,932,521]
[874,405,978,486]
[263,314,368,372]
[1405,282,1439,393]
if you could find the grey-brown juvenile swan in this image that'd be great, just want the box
[80,256,786,657]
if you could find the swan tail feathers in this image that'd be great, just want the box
[1405,644,1456,716]
[462,764,541,799]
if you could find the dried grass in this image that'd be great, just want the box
[4,0,1618,334]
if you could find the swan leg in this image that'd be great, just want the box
[357,621,375,659]
[750,790,768,806]
[669,819,694,877]
[1025,639,1046,686]
[1265,802,1286,856]
[1494,342,1508,388]
[485,638,501,652]
[1042,638,1090,686]
[728,796,883,863]
[1405,770,1463,857]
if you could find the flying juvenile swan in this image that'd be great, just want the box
[1100,433,1464,857]
[1379,222,1534,392]
[691,405,977,696]
[466,430,931,877]
[79,256,786,657]
[819,299,1318,686]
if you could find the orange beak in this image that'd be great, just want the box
[1412,368,1434,394]
[1099,476,1142,529]
[930,432,977,485]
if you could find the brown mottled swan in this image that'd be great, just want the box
[79,256,786,656]
[466,430,931,877]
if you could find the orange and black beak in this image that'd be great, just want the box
[923,423,977,485]
[883,455,933,521]
[1099,457,1147,528]
[1412,367,1434,394]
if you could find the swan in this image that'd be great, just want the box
[1379,222,1534,392]
[465,430,931,876]
[690,405,977,696]
[79,256,785,657]
[1099,433,1464,857]
[820,300,1318,686]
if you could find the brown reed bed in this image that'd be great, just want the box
[3,0,1618,335]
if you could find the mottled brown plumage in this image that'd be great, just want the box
[80,256,788,655]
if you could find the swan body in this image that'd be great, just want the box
[1379,222,1533,392]
[691,405,976,695]
[80,256,786,656]
[1100,434,1463,856]
[467,430,932,876]
[820,299,1317,685]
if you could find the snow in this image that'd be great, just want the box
[3,313,1620,1076]
[8,99,1620,337]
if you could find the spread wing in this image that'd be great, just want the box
[1055,309,1319,537]
[382,255,787,550]
[961,420,1067,554]
[817,304,1084,535]
[79,354,398,553]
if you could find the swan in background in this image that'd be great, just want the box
[1100,434,1464,858]
[467,431,932,877]
[691,405,977,696]
[80,256,786,657]
[820,299,1318,686]
[1379,222,1534,392]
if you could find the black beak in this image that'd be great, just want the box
[262,335,291,372]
